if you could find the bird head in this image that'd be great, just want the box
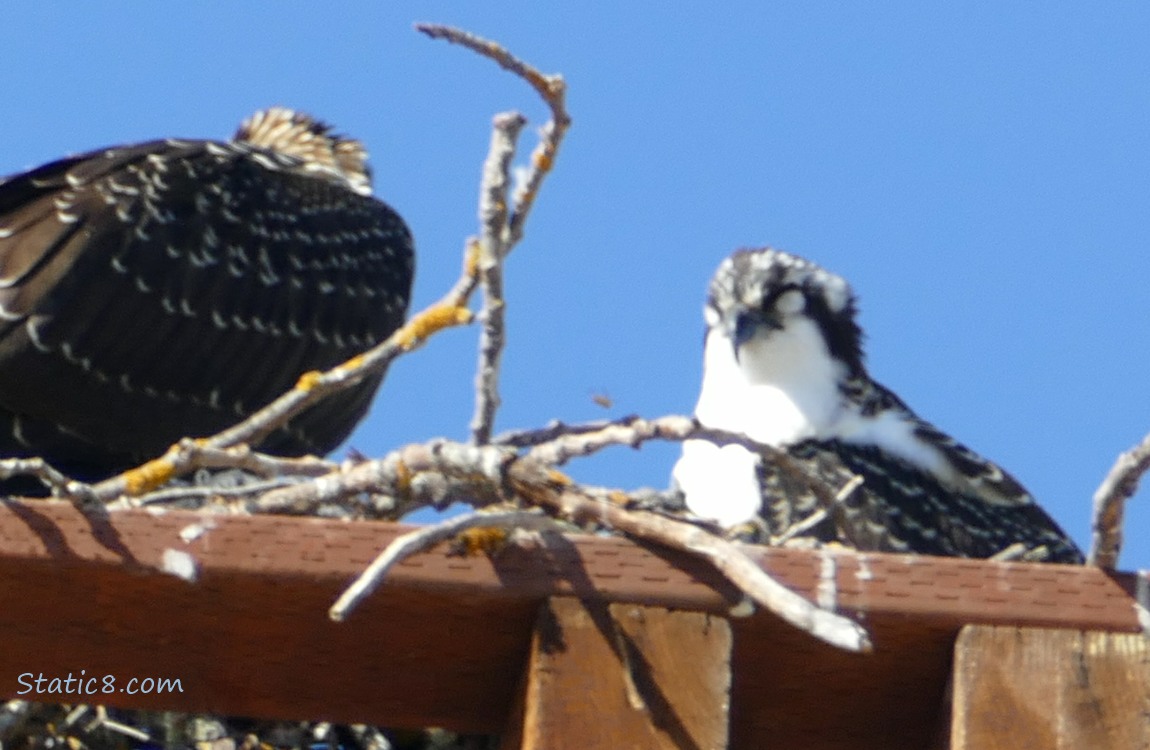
[706,248,866,382]
[234,107,372,196]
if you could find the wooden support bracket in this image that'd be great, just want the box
[500,597,732,750]
[951,625,1150,749]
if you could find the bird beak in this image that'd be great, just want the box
[732,309,780,361]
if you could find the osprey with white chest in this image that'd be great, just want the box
[672,248,1082,563]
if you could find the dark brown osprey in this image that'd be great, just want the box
[0,108,414,485]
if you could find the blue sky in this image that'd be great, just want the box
[1,4,1147,568]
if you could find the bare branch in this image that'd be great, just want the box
[493,415,642,448]
[87,440,337,503]
[252,440,514,516]
[1090,430,1150,568]
[416,25,572,445]
[414,24,564,122]
[505,459,872,653]
[0,458,94,506]
[329,508,559,621]
[311,431,869,650]
[988,543,1029,562]
[414,23,572,248]
[773,474,864,546]
[521,414,843,507]
[470,113,527,444]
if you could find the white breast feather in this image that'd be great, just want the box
[677,315,950,526]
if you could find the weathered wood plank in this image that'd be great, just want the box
[502,597,731,750]
[951,625,1150,749]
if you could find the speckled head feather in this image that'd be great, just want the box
[235,107,372,196]
[706,248,865,377]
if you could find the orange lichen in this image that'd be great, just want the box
[451,526,510,557]
[396,304,472,349]
[122,456,177,496]
[464,238,481,278]
[394,458,412,497]
[339,354,366,372]
[532,147,554,172]
[546,469,573,487]
[295,370,323,392]
[608,490,630,506]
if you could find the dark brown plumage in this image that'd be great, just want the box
[0,108,414,485]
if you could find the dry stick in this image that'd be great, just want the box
[329,508,558,621]
[470,112,527,445]
[319,426,868,650]
[493,415,642,448]
[773,474,864,547]
[258,414,840,522]
[524,414,845,512]
[414,23,573,250]
[253,440,514,516]
[505,460,872,653]
[1090,429,1150,569]
[415,24,572,445]
[0,457,91,502]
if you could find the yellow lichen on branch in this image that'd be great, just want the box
[338,354,367,373]
[452,526,511,556]
[121,455,177,496]
[532,146,554,172]
[295,370,323,392]
[395,304,473,349]
[464,238,481,278]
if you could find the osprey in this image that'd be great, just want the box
[673,248,1082,563]
[0,108,414,486]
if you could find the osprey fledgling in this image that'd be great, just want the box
[0,108,414,485]
[673,248,1082,563]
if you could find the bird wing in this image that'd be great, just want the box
[0,139,413,478]
[759,438,1084,563]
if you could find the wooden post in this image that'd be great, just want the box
[951,624,1150,749]
[500,597,732,750]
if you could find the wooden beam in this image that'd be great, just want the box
[951,625,1150,749]
[501,597,731,750]
[0,501,1146,743]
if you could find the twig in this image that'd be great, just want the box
[318,436,870,650]
[988,543,1030,562]
[86,441,335,502]
[252,440,514,516]
[77,705,152,743]
[1090,430,1150,568]
[132,475,303,507]
[415,25,573,246]
[470,112,526,444]
[493,415,641,448]
[0,457,94,505]
[329,508,557,621]
[506,459,872,652]
[416,25,572,444]
[415,20,574,243]
[773,474,864,546]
